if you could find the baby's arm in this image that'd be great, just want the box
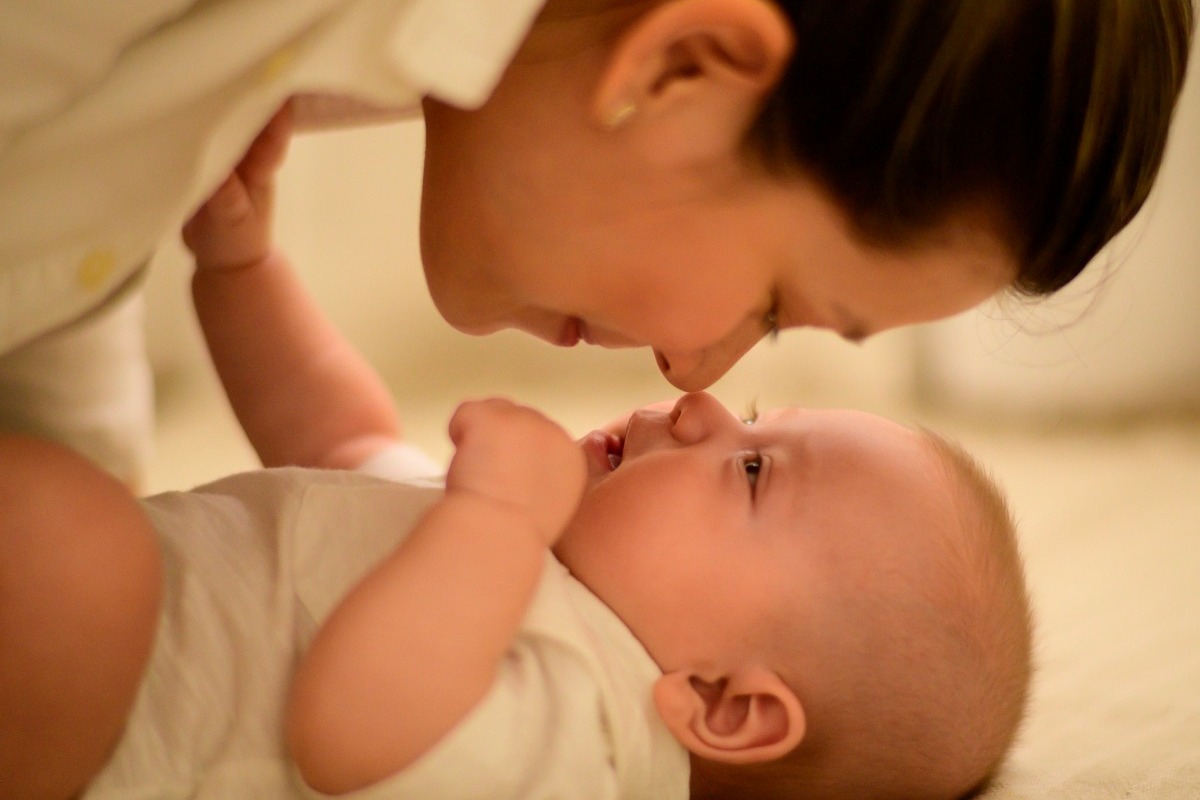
[184,104,399,470]
[287,398,586,794]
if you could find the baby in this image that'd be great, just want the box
[0,117,1032,800]
[0,392,1031,800]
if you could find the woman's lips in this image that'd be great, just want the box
[557,317,582,347]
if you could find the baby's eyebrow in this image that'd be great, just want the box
[756,407,790,425]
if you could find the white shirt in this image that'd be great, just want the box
[0,0,545,352]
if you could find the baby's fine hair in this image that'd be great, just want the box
[692,429,1033,800]
[750,0,1194,296]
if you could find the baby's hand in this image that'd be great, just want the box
[182,103,293,271]
[445,399,586,547]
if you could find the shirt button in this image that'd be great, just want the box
[261,47,295,83]
[77,248,116,290]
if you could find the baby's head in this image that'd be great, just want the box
[556,392,1031,799]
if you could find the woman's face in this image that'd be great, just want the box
[418,17,1016,392]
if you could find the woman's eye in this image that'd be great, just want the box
[763,305,780,341]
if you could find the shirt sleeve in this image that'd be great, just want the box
[385,0,546,108]
[0,0,195,143]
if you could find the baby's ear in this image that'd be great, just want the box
[653,667,805,764]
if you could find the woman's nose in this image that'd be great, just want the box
[668,392,733,444]
[653,323,766,392]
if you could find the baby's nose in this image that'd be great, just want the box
[668,392,732,444]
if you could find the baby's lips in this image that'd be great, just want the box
[578,430,622,478]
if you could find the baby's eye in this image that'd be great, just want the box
[743,456,763,488]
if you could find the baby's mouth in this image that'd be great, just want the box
[608,434,624,471]
[580,429,625,477]
[604,434,624,472]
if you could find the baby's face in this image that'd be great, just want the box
[554,392,956,671]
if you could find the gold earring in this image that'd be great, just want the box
[605,101,637,129]
[763,309,779,340]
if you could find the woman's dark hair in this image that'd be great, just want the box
[750,0,1194,295]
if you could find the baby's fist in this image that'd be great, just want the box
[183,104,292,271]
[445,399,586,546]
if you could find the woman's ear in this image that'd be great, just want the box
[591,0,793,164]
[653,667,806,765]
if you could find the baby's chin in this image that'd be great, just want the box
[549,497,601,579]
[549,522,584,578]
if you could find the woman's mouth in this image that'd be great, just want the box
[557,317,582,347]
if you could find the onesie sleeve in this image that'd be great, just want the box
[352,442,444,483]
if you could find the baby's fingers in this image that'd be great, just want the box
[446,399,585,545]
[187,175,252,229]
[237,103,294,189]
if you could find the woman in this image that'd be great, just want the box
[0,0,1192,478]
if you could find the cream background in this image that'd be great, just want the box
[916,44,1200,421]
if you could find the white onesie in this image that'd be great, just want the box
[84,446,689,799]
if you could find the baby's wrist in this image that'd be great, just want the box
[442,485,556,548]
[194,246,283,275]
